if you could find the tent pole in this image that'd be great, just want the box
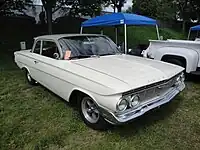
[100,29,104,35]
[187,29,191,40]
[124,24,127,54]
[156,25,160,40]
[80,27,83,34]
[115,27,118,45]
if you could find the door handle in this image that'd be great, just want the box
[34,60,38,64]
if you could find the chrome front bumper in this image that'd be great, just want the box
[100,82,185,125]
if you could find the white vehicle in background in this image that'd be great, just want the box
[142,25,200,75]
[142,39,200,75]
[14,34,185,130]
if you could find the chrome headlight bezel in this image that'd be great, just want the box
[116,99,128,112]
[117,94,140,112]
[130,95,140,108]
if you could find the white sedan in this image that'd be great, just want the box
[14,34,185,130]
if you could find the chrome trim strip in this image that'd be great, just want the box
[99,82,185,125]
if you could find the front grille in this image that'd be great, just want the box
[122,74,179,102]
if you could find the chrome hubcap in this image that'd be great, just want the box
[27,72,32,82]
[81,97,99,123]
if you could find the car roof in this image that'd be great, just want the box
[34,34,103,41]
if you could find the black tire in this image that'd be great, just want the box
[78,94,111,130]
[25,69,37,85]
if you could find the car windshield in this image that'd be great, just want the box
[59,35,121,59]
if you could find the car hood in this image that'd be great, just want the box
[70,55,184,95]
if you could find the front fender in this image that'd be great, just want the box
[154,47,198,73]
[68,87,122,112]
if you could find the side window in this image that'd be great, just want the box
[33,41,41,54]
[42,41,60,59]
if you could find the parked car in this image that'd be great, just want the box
[142,39,200,75]
[14,34,185,130]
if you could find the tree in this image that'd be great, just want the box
[109,0,126,12]
[132,0,159,17]
[160,0,176,20]
[175,0,193,32]
[41,0,56,34]
[190,0,200,22]
[131,0,198,33]
[0,0,32,16]
[132,0,179,20]
[41,0,109,34]
[70,0,109,17]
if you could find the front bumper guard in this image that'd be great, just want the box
[100,82,185,125]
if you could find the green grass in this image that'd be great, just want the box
[1,61,200,150]
[1,29,200,150]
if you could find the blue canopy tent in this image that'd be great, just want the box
[191,25,200,31]
[188,25,200,39]
[80,13,159,54]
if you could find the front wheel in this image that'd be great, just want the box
[78,95,111,130]
[25,70,37,85]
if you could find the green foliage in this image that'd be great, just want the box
[125,27,185,47]
[175,0,194,21]
[130,0,200,30]
[132,0,176,21]
[132,0,158,18]
[159,28,185,39]
[157,0,177,21]
[69,0,109,17]
[190,0,200,21]
[0,0,33,16]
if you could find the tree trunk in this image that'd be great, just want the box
[182,20,186,34]
[113,0,116,13]
[114,5,116,12]
[46,6,53,34]
[117,6,122,12]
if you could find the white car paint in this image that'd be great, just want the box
[143,39,200,73]
[14,34,185,124]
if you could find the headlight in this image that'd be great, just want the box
[130,95,140,107]
[116,99,128,112]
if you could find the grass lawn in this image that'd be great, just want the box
[1,48,200,150]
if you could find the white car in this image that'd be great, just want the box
[14,34,185,130]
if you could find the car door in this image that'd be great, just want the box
[32,40,63,95]
[28,40,42,81]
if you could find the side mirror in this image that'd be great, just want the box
[53,53,59,59]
